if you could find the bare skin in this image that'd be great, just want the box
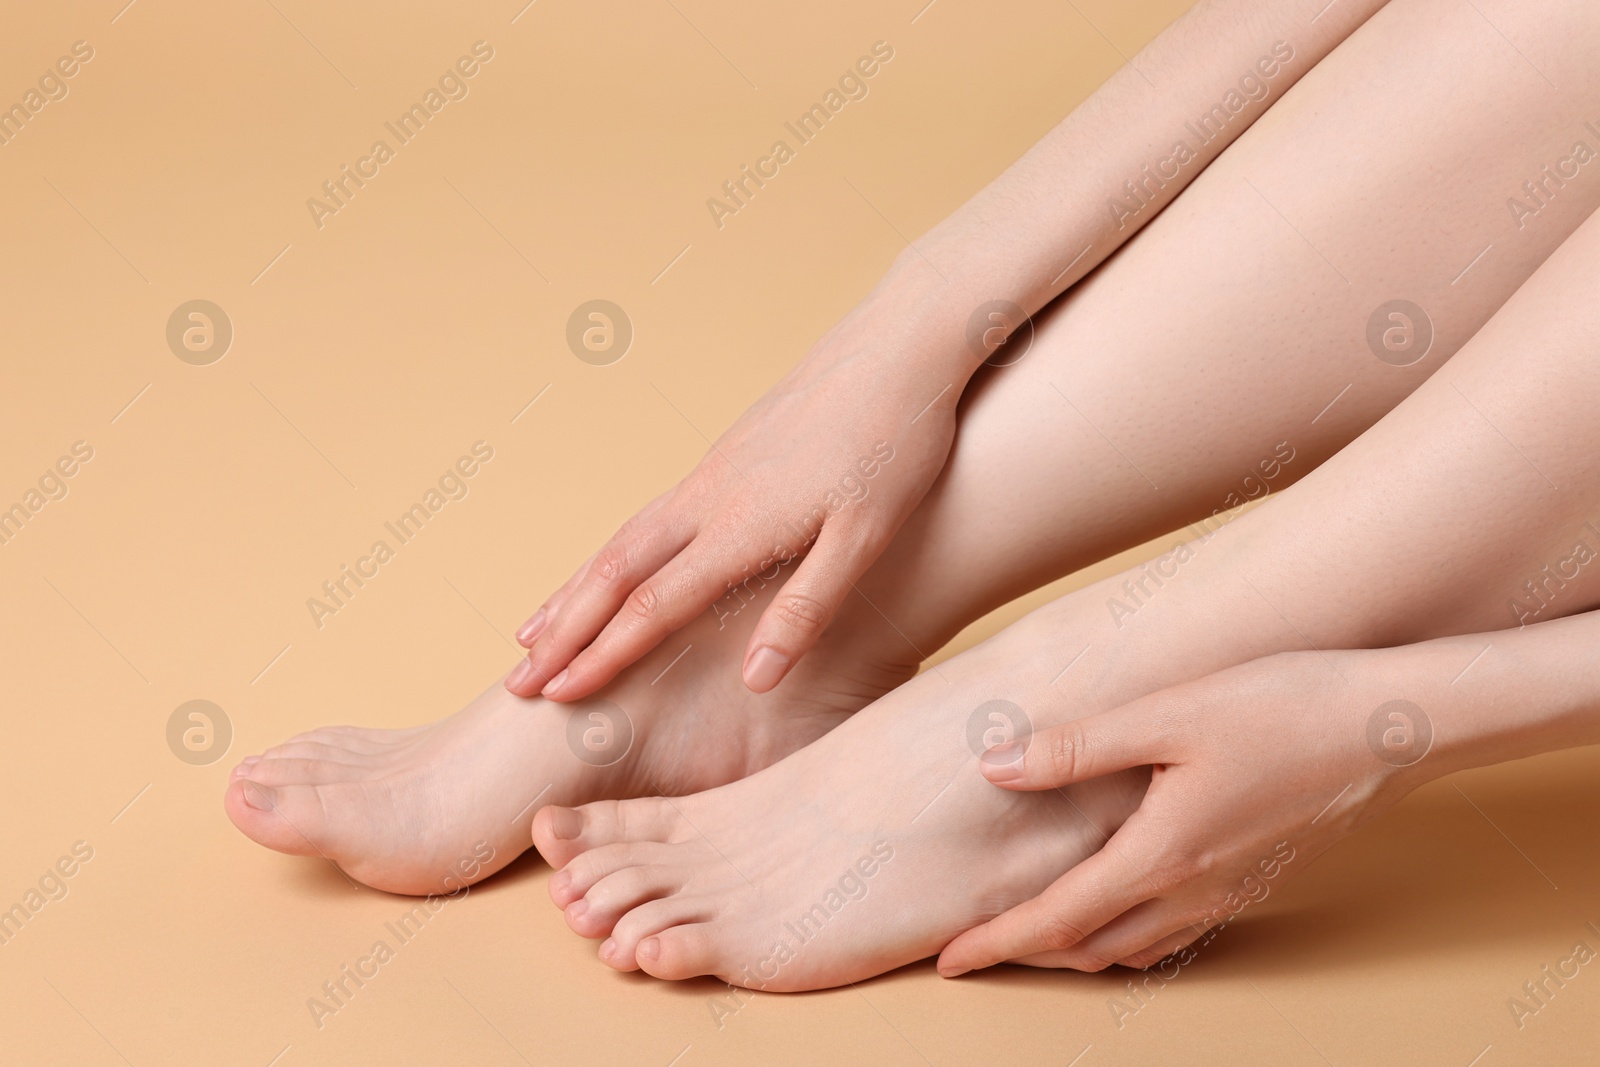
[224,0,1600,898]
[536,196,1600,990]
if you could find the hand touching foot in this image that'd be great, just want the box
[224,579,919,896]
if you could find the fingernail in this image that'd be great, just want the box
[506,658,536,691]
[547,807,582,841]
[938,965,971,979]
[980,742,1025,778]
[638,936,661,962]
[516,609,547,645]
[541,668,569,698]
[241,781,276,811]
[599,937,617,960]
[743,647,791,692]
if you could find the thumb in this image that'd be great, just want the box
[981,701,1164,790]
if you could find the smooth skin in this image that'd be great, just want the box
[227,0,1600,901]
[532,177,1600,990]
[938,608,1600,975]
[506,0,1392,702]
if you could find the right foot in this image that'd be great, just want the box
[223,580,921,896]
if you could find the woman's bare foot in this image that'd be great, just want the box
[531,596,1165,989]
[223,581,918,896]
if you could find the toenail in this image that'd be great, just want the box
[599,938,617,960]
[240,781,276,811]
[938,966,971,979]
[541,668,569,698]
[550,870,572,898]
[566,898,588,920]
[547,807,582,841]
[638,936,661,962]
[506,658,537,691]
[516,609,547,645]
[243,754,261,765]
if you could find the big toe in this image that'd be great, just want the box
[223,777,335,859]
[532,798,681,868]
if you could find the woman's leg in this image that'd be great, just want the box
[533,78,1600,996]
[225,0,1600,895]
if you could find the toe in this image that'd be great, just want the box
[223,778,331,858]
[554,842,683,905]
[638,922,727,982]
[245,757,369,786]
[602,897,712,972]
[564,864,685,938]
[260,740,371,765]
[532,798,682,867]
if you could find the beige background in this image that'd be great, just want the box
[3,0,1598,1063]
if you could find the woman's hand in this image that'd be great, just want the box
[937,648,1441,975]
[506,302,966,701]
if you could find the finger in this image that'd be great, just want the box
[517,493,679,647]
[936,837,1155,976]
[541,527,781,700]
[743,521,882,693]
[1016,900,1209,972]
[518,551,597,646]
[510,513,697,696]
[980,701,1167,791]
[1114,921,1219,971]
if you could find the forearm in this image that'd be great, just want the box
[1361,610,1600,783]
[860,0,1390,380]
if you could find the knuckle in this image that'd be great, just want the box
[1032,912,1089,952]
[592,545,635,586]
[771,592,830,635]
[1043,725,1087,780]
[624,582,663,622]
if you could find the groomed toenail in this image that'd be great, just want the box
[243,755,261,765]
[599,938,617,960]
[550,870,572,898]
[241,781,276,811]
[547,807,582,841]
[566,899,589,920]
[638,936,661,962]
